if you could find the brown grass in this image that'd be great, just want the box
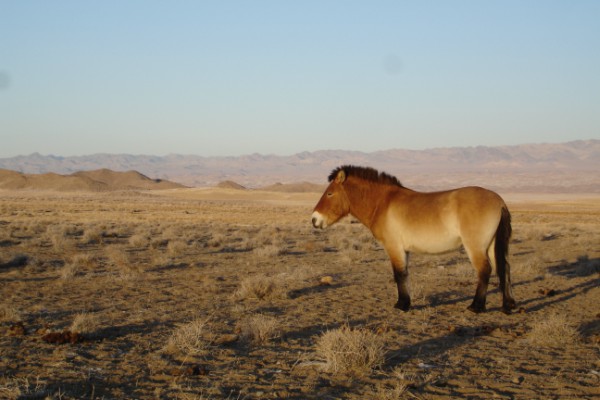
[0,190,598,399]
[527,312,581,347]
[0,376,48,400]
[163,318,215,357]
[0,304,21,322]
[315,325,386,374]
[234,274,281,300]
[237,314,281,344]
[70,312,100,335]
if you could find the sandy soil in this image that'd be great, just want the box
[0,189,599,399]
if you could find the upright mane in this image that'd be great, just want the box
[328,165,403,187]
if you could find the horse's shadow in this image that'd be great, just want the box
[422,256,599,313]
[548,256,599,278]
[519,257,599,312]
[0,254,29,270]
[385,327,492,368]
[384,258,600,370]
[287,283,346,299]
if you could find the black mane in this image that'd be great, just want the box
[328,165,403,187]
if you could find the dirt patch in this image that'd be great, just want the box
[0,190,598,399]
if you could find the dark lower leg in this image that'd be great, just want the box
[393,267,411,311]
[468,268,490,313]
[502,272,516,313]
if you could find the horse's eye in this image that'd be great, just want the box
[327,192,333,197]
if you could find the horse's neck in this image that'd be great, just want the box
[346,180,394,229]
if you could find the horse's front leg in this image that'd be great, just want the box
[389,250,410,311]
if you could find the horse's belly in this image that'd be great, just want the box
[405,233,462,254]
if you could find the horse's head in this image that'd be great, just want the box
[312,168,350,229]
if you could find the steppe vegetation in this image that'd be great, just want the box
[0,189,599,399]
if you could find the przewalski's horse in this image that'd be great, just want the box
[311,165,516,314]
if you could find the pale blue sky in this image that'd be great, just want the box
[1,1,599,157]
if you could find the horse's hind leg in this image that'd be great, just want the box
[490,238,516,314]
[388,249,411,311]
[465,247,491,313]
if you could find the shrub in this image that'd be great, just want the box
[315,325,386,374]
[207,234,226,248]
[237,314,280,344]
[253,244,286,258]
[70,312,100,335]
[48,227,68,252]
[527,312,580,347]
[0,304,21,322]
[61,253,94,279]
[234,274,279,300]
[128,233,149,248]
[164,318,214,357]
[167,239,187,256]
[82,226,103,244]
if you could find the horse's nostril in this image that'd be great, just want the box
[312,217,317,226]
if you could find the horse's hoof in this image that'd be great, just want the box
[467,304,486,313]
[503,299,517,310]
[502,301,516,315]
[394,301,410,312]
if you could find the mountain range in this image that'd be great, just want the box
[0,140,598,193]
[0,168,185,191]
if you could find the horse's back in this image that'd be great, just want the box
[379,186,506,253]
[451,186,507,221]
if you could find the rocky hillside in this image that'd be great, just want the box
[0,169,186,191]
[0,140,598,192]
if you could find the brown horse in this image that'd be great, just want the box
[311,165,516,314]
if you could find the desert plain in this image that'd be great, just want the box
[0,187,599,399]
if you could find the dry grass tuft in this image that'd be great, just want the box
[167,239,188,256]
[237,314,280,344]
[48,226,69,252]
[128,233,149,248]
[0,376,48,400]
[82,225,103,245]
[315,325,386,374]
[164,318,215,357]
[253,243,286,258]
[70,312,101,335]
[60,253,94,280]
[0,304,21,322]
[207,234,226,248]
[106,247,142,278]
[60,262,79,280]
[234,274,280,300]
[527,312,580,347]
[364,381,410,400]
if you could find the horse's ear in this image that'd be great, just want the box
[335,169,346,184]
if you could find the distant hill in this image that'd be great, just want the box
[258,182,326,193]
[216,180,247,190]
[0,168,186,191]
[0,140,598,192]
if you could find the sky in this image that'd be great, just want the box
[1,1,599,158]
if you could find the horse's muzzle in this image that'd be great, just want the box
[311,211,326,229]
[312,216,319,228]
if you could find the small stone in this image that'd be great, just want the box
[213,334,239,345]
[539,288,557,297]
[8,322,26,336]
[319,276,334,286]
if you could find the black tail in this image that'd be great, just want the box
[495,207,516,312]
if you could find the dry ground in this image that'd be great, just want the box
[0,189,599,399]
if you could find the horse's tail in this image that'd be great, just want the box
[495,206,516,312]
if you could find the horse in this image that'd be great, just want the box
[311,165,516,314]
